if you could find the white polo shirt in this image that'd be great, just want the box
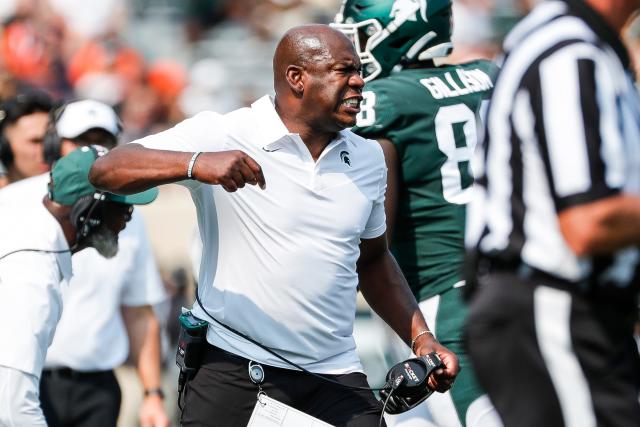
[136,95,387,374]
[0,174,167,371]
[0,198,71,377]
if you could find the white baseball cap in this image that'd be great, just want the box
[56,99,122,139]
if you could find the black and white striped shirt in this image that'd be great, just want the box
[470,0,640,289]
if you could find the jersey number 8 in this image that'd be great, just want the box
[435,104,478,205]
[357,91,483,206]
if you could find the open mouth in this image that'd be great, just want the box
[342,97,362,112]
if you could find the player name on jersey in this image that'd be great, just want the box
[420,69,493,100]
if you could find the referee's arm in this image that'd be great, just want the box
[559,195,640,256]
[529,50,640,256]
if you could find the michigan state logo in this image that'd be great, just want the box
[390,0,428,22]
[340,150,351,167]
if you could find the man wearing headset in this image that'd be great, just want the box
[0,146,158,426]
[0,100,170,427]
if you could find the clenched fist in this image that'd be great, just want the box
[413,334,460,393]
[191,150,266,192]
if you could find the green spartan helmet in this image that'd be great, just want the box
[332,0,453,82]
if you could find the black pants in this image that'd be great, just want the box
[40,368,121,427]
[181,344,385,427]
[465,271,640,427]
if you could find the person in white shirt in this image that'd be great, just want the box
[0,146,157,426]
[0,99,170,427]
[90,25,460,426]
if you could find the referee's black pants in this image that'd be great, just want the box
[465,271,640,427]
[181,344,385,427]
[39,368,121,427]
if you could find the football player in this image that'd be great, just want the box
[333,1,502,426]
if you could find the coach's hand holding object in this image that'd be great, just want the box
[190,150,266,192]
[412,332,459,393]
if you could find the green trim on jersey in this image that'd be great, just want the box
[353,60,498,301]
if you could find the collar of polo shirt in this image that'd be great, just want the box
[251,95,355,153]
[261,133,351,155]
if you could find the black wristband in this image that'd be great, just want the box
[144,387,165,399]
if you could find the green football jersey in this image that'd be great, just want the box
[353,60,498,301]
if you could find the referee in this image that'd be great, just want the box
[465,1,640,426]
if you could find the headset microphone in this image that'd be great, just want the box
[70,192,104,241]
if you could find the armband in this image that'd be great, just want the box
[187,152,203,179]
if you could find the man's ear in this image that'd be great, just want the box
[285,65,304,95]
[60,139,79,157]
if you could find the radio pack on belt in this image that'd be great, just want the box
[176,309,208,380]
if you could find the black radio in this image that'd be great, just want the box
[176,310,208,380]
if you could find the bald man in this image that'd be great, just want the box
[90,25,459,426]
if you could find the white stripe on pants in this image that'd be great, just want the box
[533,286,597,427]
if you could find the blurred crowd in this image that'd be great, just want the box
[0,0,539,135]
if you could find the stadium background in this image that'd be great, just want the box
[1,0,639,425]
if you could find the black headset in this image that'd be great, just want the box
[43,101,124,167]
[0,114,10,167]
[45,144,108,241]
[70,145,107,240]
[0,92,55,168]
[71,194,103,239]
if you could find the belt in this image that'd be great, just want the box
[478,257,568,286]
[42,367,113,379]
[476,256,638,305]
[203,343,299,376]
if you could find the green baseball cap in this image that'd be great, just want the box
[49,145,158,206]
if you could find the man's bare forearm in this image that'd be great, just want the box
[90,143,266,195]
[358,244,460,387]
[122,305,162,390]
[90,144,194,194]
